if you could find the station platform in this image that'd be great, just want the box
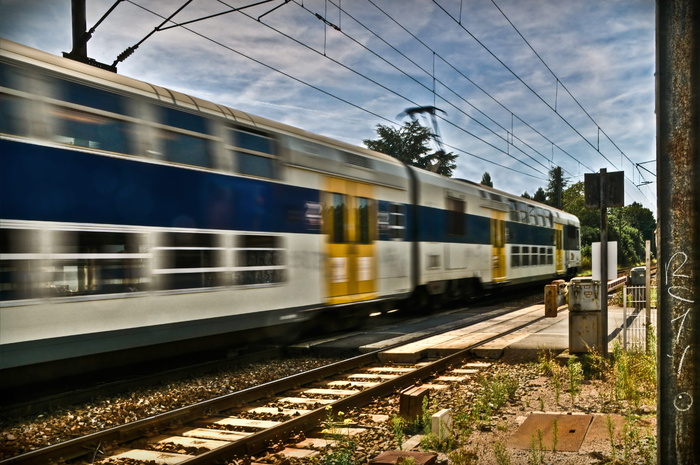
[295,303,650,363]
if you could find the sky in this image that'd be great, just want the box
[0,0,657,212]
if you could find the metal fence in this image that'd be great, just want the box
[620,285,657,352]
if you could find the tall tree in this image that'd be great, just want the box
[533,187,547,203]
[545,166,567,209]
[480,172,493,187]
[364,120,457,177]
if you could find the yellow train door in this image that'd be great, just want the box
[324,178,377,304]
[491,211,507,283]
[555,224,565,274]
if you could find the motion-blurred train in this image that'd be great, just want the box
[0,39,580,381]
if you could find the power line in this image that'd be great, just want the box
[489,0,656,195]
[432,0,655,205]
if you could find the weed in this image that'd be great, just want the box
[527,428,545,465]
[392,415,405,450]
[321,406,357,465]
[551,417,558,453]
[419,430,455,452]
[494,440,511,465]
[606,415,617,464]
[567,356,584,406]
[448,447,478,465]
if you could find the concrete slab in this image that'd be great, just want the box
[109,449,191,464]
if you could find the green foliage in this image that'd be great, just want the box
[364,120,457,176]
[494,441,512,465]
[567,356,584,406]
[481,171,493,187]
[560,181,657,269]
[321,407,357,465]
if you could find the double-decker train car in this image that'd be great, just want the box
[0,39,579,383]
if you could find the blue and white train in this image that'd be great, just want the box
[0,39,580,380]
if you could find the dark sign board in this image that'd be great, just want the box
[585,171,625,208]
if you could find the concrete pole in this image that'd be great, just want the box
[600,169,608,358]
[656,0,699,462]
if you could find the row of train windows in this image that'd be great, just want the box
[0,229,285,300]
[507,200,554,227]
[0,66,278,178]
[511,246,554,267]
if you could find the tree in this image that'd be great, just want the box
[364,120,457,176]
[480,172,493,187]
[521,191,532,199]
[533,187,547,203]
[562,181,657,269]
[545,166,568,209]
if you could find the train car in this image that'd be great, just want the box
[0,39,580,383]
[0,39,412,382]
[406,169,580,305]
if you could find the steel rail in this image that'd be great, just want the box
[2,304,542,464]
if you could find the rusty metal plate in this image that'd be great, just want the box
[370,450,437,465]
[507,413,594,452]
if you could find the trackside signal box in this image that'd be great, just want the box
[568,277,603,353]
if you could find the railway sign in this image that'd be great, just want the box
[584,171,625,208]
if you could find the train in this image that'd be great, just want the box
[0,39,580,382]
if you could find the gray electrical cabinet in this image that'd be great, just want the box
[568,277,603,353]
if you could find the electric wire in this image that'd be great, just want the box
[489,0,655,193]
[363,0,586,179]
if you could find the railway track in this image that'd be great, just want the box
[1,304,548,465]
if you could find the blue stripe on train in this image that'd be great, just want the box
[0,139,319,234]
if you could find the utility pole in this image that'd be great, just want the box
[63,0,117,71]
[656,0,699,462]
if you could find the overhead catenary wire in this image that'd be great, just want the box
[118,0,652,202]
[489,0,655,195]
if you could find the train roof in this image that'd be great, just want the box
[0,39,405,170]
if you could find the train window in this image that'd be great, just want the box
[161,130,213,168]
[389,203,405,240]
[237,152,275,178]
[236,129,275,154]
[331,193,346,244]
[0,228,42,300]
[547,248,554,265]
[531,248,539,266]
[508,200,519,222]
[544,211,553,228]
[564,225,581,250]
[0,94,33,137]
[234,235,285,286]
[518,202,528,223]
[52,107,134,154]
[511,245,520,267]
[59,78,128,115]
[47,231,149,296]
[447,197,465,236]
[229,128,277,178]
[162,106,209,134]
[156,232,222,290]
[357,197,372,244]
[540,247,547,265]
[521,246,530,266]
[529,206,539,225]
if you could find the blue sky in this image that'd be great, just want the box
[1,0,657,211]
